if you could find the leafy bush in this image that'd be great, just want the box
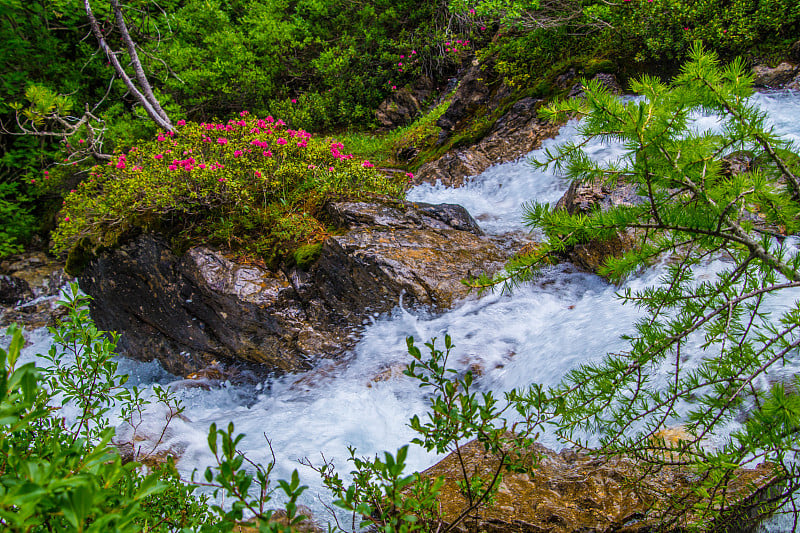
[52,114,405,265]
[598,0,800,62]
[0,285,311,532]
[0,287,210,532]
[0,182,34,258]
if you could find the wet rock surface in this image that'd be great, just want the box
[414,97,562,187]
[375,77,436,129]
[423,439,777,533]
[0,251,72,330]
[752,62,799,89]
[552,180,643,274]
[78,199,526,377]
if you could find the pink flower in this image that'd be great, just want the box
[308,164,316,169]
[177,119,187,126]
[328,166,335,171]
[234,150,243,157]
[65,216,70,222]
[116,161,126,169]
[240,110,249,117]
[157,134,165,141]
[406,172,414,180]
[78,139,85,144]
[199,163,206,169]
[469,8,475,14]
[400,55,405,59]
[480,26,486,31]
[154,154,163,159]
[291,98,297,103]
[392,85,397,90]
[398,62,403,66]
[218,177,226,182]
[168,164,177,170]
[218,137,228,145]
[362,160,374,168]
[277,138,287,145]
[255,170,262,177]
[264,150,272,157]
[411,50,416,54]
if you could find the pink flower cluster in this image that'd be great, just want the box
[168,157,198,171]
[329,141,354,160]
[362,160,374,168]
[116,154,127,170]
[445,39,470,53]
[286,129,311,148]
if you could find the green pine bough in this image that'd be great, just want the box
[471,44,800,526]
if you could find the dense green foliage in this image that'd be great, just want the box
[51,115,404,266]
[0,288,209,531]
[2,0,799,257]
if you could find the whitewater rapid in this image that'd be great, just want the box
[7,89,800,530]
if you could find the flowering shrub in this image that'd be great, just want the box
[52,116,404,265]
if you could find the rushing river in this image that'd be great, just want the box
[8,90,800,530]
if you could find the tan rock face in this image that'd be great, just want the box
[421,439,778,533]
[551,180,643,275]
[1,251,72,330]
[415,98,562,188]
[752,62,799,88]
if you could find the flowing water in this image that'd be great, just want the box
[7,90,800,530]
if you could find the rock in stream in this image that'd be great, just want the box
[78,199,529,377]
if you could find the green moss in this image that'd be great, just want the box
[292,243,323,270]
[64,238,95,277]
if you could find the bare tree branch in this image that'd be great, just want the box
[83,0,173,131]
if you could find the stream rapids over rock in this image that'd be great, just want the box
[4,90,800,531]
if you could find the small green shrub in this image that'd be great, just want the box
[0,285,312,532]
[52,114,405,264]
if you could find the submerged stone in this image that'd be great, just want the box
[422,439,778,533]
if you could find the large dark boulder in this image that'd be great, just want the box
[80,236,314,376]
[0,275,31,306]
[78,200,523,376]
